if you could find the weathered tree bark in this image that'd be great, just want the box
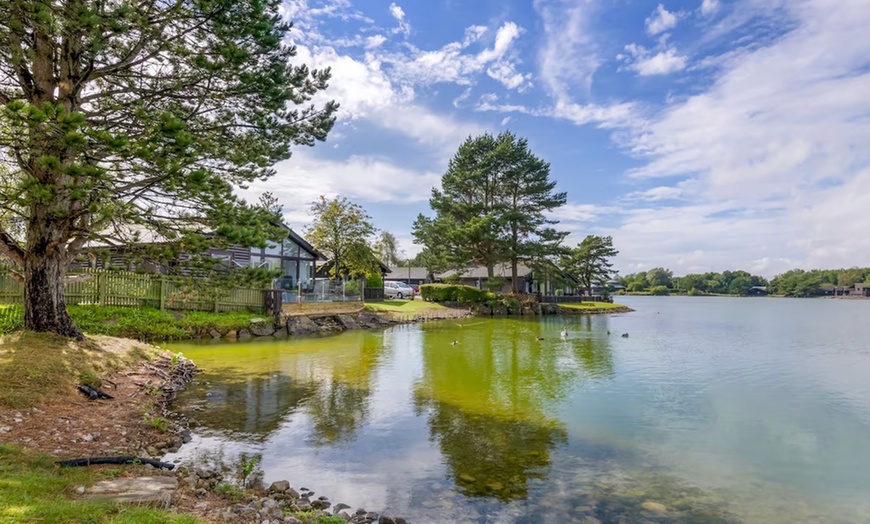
[23,227,81,338]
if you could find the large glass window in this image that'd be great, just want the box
[262,257,282,271]
[282,238,301,257]
[265,242,282,256]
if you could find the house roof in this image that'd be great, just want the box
[283,226,326,261]
[387,266,430,280]
[437,263,534,280]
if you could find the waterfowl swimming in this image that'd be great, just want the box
[536,336,545,341]
[621,332,629,338]
[607,330,611,335]
[560,328,568,339]
[451,340,459,346]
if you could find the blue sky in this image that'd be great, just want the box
[245,0,870,277]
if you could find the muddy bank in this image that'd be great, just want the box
[0,339,198,461]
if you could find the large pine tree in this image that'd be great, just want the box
[414,131,566,291]
[0,0,337,337]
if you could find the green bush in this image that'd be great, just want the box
[344,280,361,296]
[365,272,383,289]
[420,283,491,304]
[687,288,704,296]
[649,285,671,296]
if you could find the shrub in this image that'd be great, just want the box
[687,288,704,296]
[344,280,361,296]
[420,284,490,304]
[649,285,671,296]
[365,272,383,289]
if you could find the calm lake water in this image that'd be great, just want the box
[164,297,870,523]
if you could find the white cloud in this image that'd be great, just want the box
[612,0,870,275]
[364,35,387,49]
[626,186,686,201]
[500,116,512,126]
[534,0,600,99]
[295,45,481,153]
[646,4,679,36]
[700,0,720,16]
[241,151,441,227]
[380,21,531,91]
[389,3,411,36]
[620,44,688,76]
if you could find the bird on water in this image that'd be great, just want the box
[621,333,629,338]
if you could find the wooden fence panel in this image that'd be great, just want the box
[0,270,268,313]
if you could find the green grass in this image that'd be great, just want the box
[0,332,155,409]
[0,305,24,335]
[364,300,449,313]
[1,305,265,341]
[68,306,263,341]
[558,302,629,310]
[0,444,199,524]
[290,511,347,524]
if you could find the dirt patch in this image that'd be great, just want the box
[0,335,194,460]
[282,301,365,317]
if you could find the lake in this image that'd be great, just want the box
[164,297,870,523]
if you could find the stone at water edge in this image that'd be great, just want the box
[82,476,177,508]
[641,501,667,513]
[269,480,290,493]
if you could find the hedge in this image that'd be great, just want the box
[420,283,492,304]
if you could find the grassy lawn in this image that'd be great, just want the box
[0,332,155,410]
[558,301,629,310]
[1,305,267,341]
[0,444,198,524]
[364,300,449,313]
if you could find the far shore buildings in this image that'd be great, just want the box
[435,263,579,295]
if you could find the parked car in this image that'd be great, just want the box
[384,281,415,299]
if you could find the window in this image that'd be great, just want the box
[282,238,301,258]
[265,242,282,256]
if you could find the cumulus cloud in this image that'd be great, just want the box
[364,35,387,49]
[240,151,442,227]
[700,0,720,16]
[646,4,679,36]
[619,44,688,76]
[389,3,411,36]
[380,21,532,91]
[611,0,870,274]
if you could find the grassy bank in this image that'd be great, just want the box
[0,444,197,524]
[558,301,629,311]
[0,305,264,341]
[364,300,449,314]
[0,332,156,410]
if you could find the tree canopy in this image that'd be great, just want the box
[413,131,566,291]
[561,235,618,296]
[305,196,377,279]
[0,0,337,336]
[373,231,402,267]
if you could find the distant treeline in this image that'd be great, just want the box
[614,267,870,297]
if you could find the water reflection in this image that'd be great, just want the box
[185,371,315,437]
[412,318,614,500]
[175,332,387,445]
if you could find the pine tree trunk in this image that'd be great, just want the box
[511,256,519,294]
[23,232,81,339]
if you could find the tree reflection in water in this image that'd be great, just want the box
[414,317,614,500]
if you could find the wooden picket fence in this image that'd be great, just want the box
[0,269,269,313]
